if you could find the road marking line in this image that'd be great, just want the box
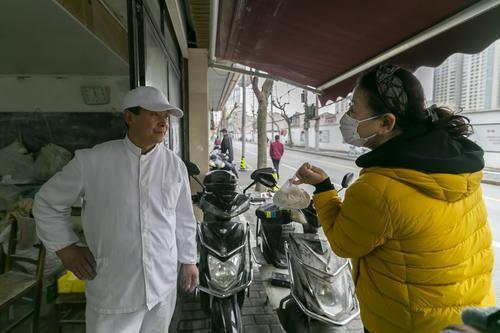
[484,196,500,203]
[281,163,298,171]
[493,241,500,249]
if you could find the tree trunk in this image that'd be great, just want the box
[219,107,227,130]
[251,77,273,191]
[286,119,294,147]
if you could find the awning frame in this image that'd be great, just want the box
[209,62,322,94]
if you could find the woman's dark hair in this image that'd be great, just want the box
[356,65,473,138]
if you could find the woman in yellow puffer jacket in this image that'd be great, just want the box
[294,64,495,333]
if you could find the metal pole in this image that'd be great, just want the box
[240,75,247,170]
[315,95,320,152]
[271,92,275,140]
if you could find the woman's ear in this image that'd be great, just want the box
[379,113,397,134]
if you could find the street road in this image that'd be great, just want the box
[234,141,500,304]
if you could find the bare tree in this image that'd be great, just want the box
[219,102,239,130]
[272,98,294,147]
[251,76,273,191]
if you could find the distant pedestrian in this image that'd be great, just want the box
[220,128,238,177]
[270,135,284,177]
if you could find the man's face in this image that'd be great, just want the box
[125,109,169,146]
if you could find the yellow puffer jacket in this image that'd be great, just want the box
[313,167,495,333]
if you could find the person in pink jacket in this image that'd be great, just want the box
[269,135,284,177]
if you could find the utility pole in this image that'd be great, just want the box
[240,75,247,170]
[252,94,256,142]
[271,91,275,140]
[315,94,320,152]
[303,90,309,149]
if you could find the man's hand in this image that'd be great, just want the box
[56,245,96,280]
[182,264,199,292]
[293,162,329,185]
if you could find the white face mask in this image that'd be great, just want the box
[339,112,382,147]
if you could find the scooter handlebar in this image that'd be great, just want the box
[250,197,267,203]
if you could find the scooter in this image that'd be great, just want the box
[184,161,276,333]
[209,145,238,178]
[275,173,360,332]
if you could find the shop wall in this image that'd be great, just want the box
[0,75,129,152]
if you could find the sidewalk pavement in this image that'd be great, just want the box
[286,145,500,186]
[170,269,283,333]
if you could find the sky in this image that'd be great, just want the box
[227,66,436,118]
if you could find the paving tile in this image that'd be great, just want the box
[243,325,271,333]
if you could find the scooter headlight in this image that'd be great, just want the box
[208,254,241,289]
[309,272,354,316]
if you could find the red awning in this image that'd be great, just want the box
[215,0,500,102]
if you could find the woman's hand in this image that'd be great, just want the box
[293,163,329,185]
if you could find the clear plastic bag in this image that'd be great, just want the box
[0,140,35,183]
[273,179,311,209]
[34,143,72,182]
[0,185,26,211]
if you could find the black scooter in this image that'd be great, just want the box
[185,161,276,333]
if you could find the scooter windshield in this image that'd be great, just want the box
[287,233,359,324]
[200,192,251,220]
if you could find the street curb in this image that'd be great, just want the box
[482,179,500,186]
[285,147,500,186]
[286,146,356,161]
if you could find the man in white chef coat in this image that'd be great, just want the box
[33,86,198,333]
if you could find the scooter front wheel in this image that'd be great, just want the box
[210,295,242,333]
[278,297,342,333]
[200,291,211,315]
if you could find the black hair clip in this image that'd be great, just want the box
[375,64,408,114]
[426,104,439,123]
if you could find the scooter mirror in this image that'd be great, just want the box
[184,160,201,176]
[254,172,277,188]
[341,172,354,188]
[250,167,275,181]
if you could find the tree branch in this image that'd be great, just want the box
[226,102,239,120]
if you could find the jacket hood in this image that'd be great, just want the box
[356,127,484,174]
[362,167,483,202]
